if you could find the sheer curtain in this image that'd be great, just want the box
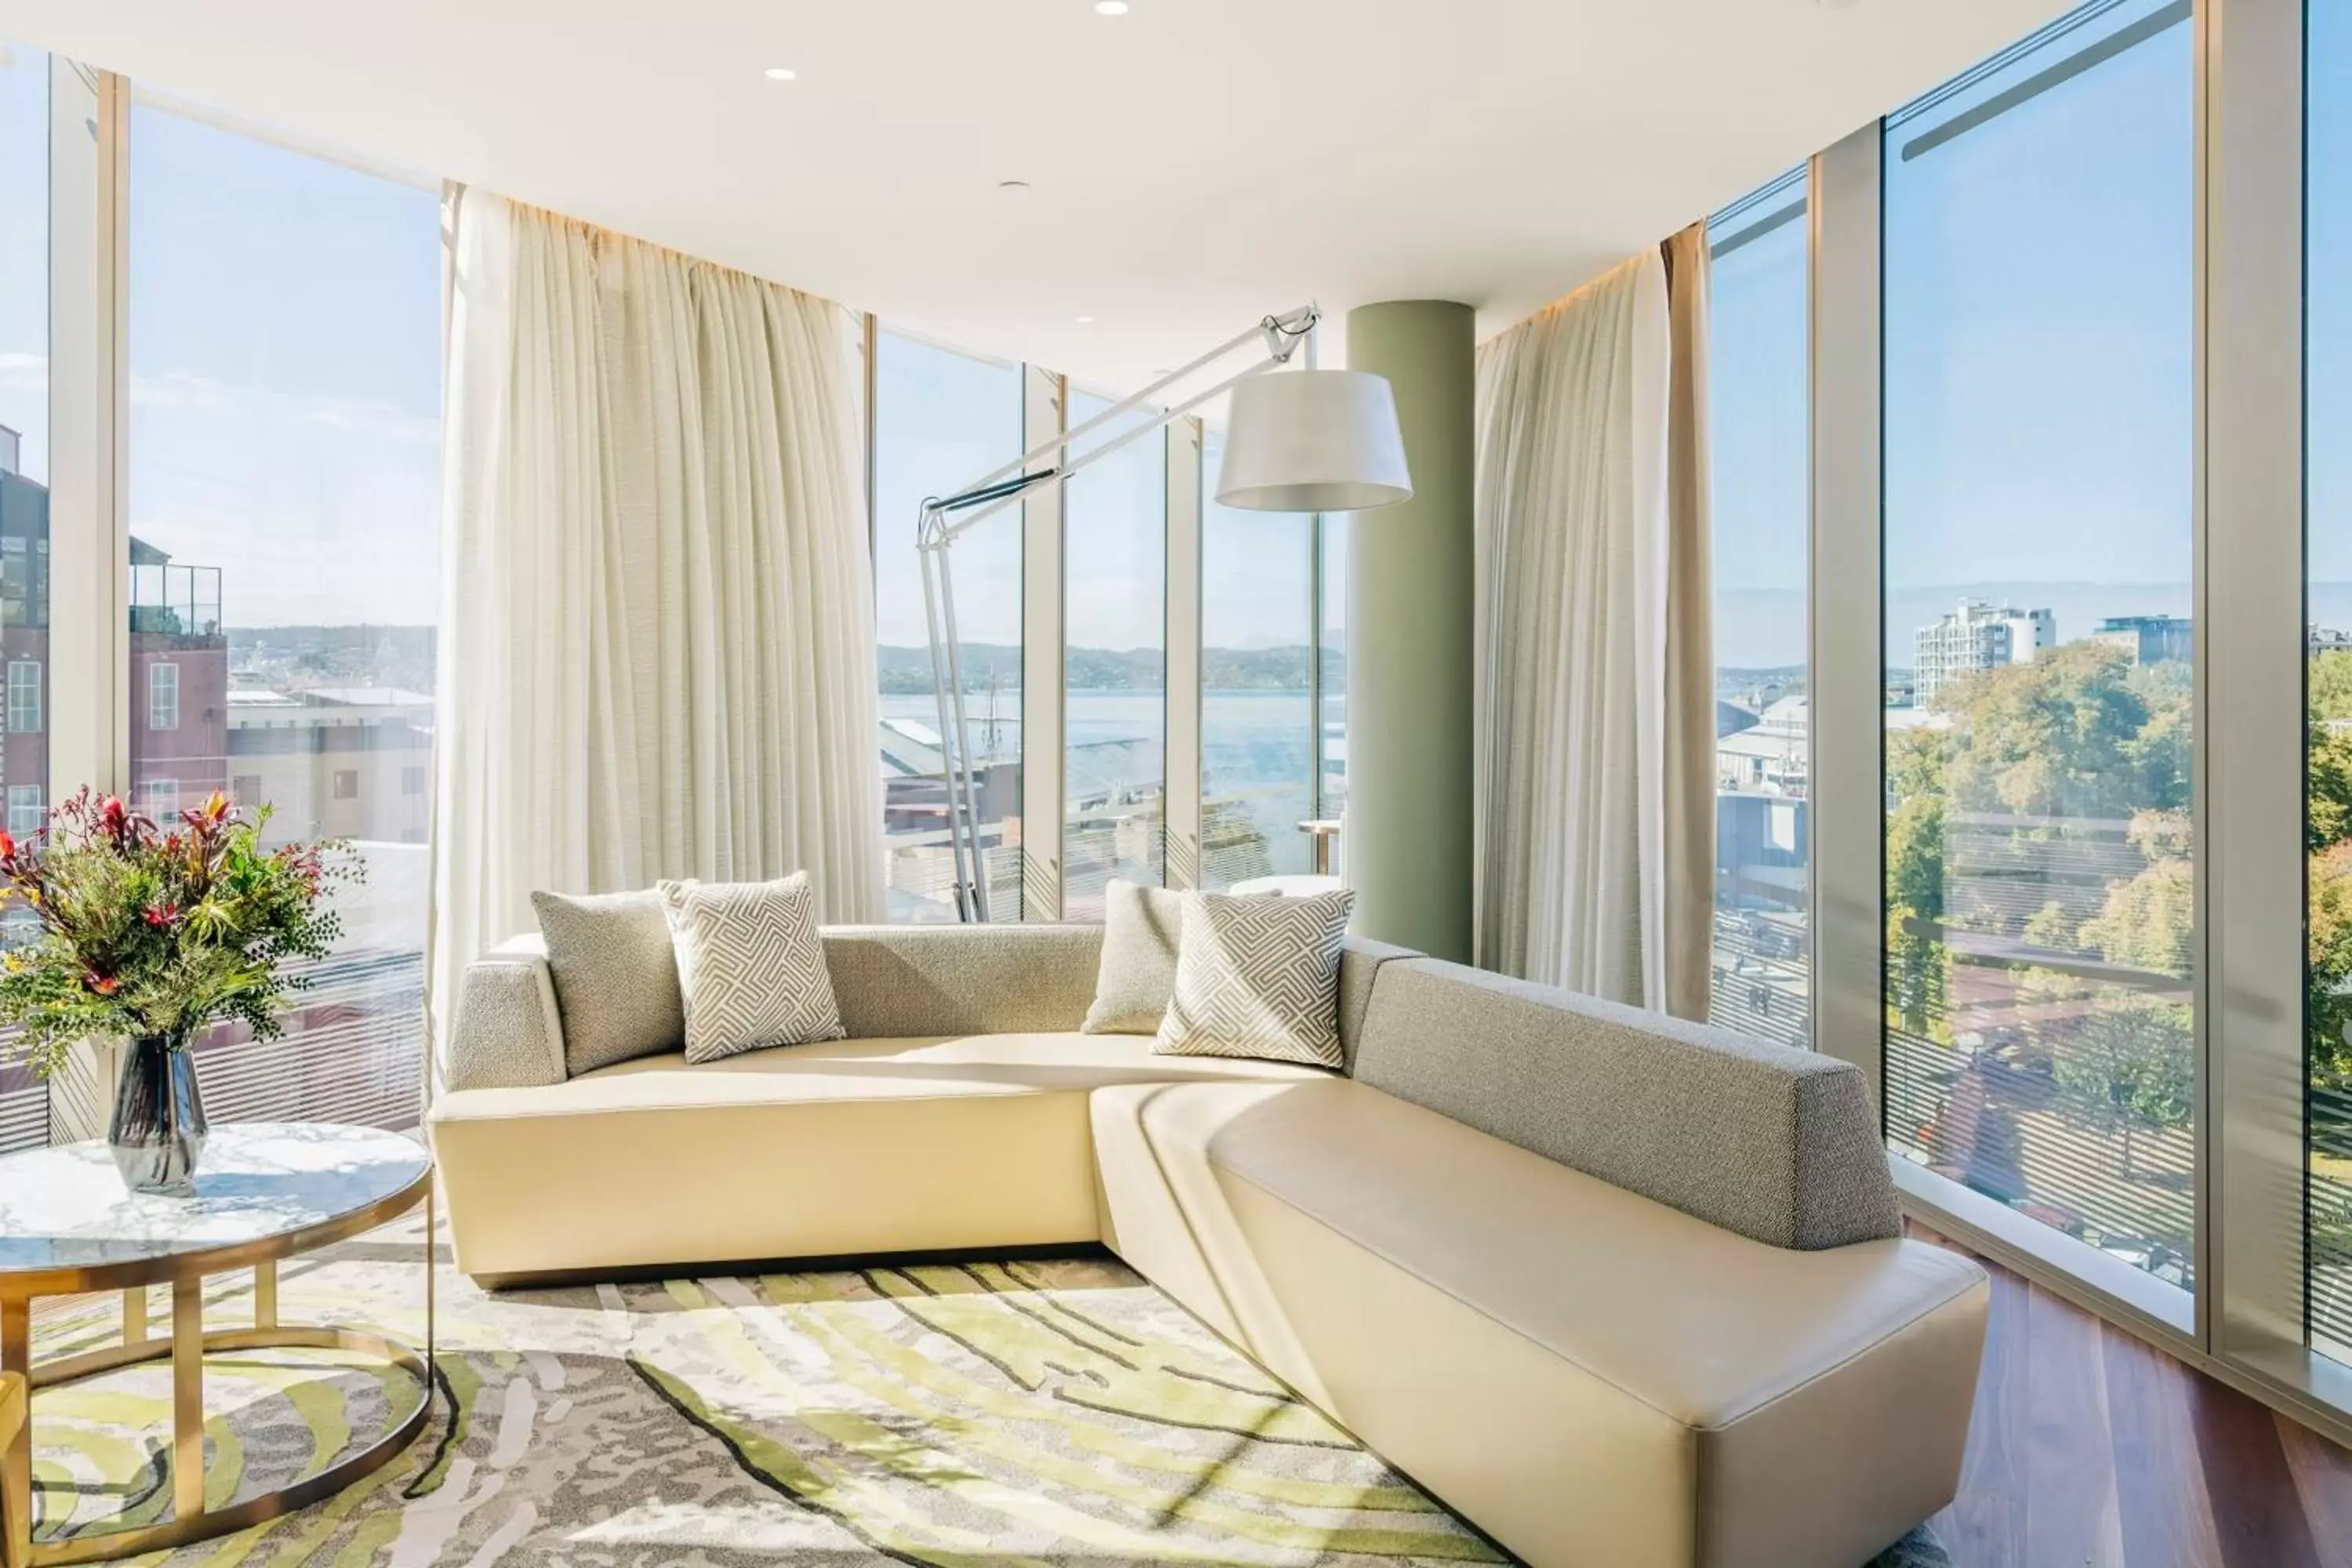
[1472,249,1682,1007]
[430,187,882,1047]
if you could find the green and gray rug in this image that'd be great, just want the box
[24,1214,1947,1565]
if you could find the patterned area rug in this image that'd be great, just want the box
[24,1213,1948,1565]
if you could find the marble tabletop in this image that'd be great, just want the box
[0,1122,430,1285]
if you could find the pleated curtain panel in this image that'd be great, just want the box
[430,187,884,1045]
[1472,233,1715,1017]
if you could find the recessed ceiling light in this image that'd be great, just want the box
[1076,315,1097,325]
[1095,1,1131,14]
[763,67,798,81]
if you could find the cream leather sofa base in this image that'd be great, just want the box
[1093,1079,1988,1568]
[430,1031,1327,1283]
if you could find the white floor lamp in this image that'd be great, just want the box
[917,303,1414,921]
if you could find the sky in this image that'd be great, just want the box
[0,53,442,629]
[1711,0,2205,673]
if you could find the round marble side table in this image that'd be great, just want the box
[0,1123,434,1567]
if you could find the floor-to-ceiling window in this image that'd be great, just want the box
[1881,0,2195,1293]
[1319,516,1348,838]
[0,42,50,1153]
[872,331,1025,922]
[1200,430,1316,890]
[1708,168,1811,1051]
[127,100,441,1129]
[1062,390,1166,918]
[2310,0,2352,1363]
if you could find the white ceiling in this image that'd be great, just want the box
[0,0,2069,392]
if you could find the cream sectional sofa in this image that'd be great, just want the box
[430,923,1988,1568]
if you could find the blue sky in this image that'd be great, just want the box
[1711,0,2206,671]
[0,52,442,628]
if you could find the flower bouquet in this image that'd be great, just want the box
[0,788,358,1193]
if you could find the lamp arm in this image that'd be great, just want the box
[912,299,1321,922]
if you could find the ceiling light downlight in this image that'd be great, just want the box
[763,67,798,81]
[1094,2,1131,14]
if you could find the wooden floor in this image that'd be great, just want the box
[1921,1227,2352,1566]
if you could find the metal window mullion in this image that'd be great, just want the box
[1167,418,1203,890]
[2202,0,2307,1369]
[43,64,129,1145]
[1021,366,1065,921]
[1806,122,1885,1107]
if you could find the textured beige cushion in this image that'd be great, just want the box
[1156,888,1354,1067]
[1080,880,1185,1034]
[429,1031,1329,1280]
[1091,1076,1987,1568]
[659,873,845,1063]
[531,888,685,1076]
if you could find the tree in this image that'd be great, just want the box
[2048,995,2193,1180]
[1940,640,2185,821]
[1885,728,1951,1038]
[2079,811,2194,980]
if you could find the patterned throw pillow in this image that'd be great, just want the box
[658,873,846,1064]
[1155,888,1355,1068]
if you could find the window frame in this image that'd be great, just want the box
[5,660,38,735]
[146,660,178,731]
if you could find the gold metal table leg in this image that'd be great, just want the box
[119,1290,143,1348]
[252,1262,277,1331]
[170,1287,202,1522]
[2,1298,29,1568]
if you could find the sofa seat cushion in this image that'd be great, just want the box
[1092,1077,1987,1568]
[430,1033,1329,1282]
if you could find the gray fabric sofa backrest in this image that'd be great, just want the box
[821,924,1105,1037]
[1351,958,1900,1250]
[818,923,1410,1046]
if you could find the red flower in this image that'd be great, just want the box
[143,902,182,928]
[85,971,119,996]
[0,830,14,862]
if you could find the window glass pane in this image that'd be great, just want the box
[128,102,441,1130]
[1321,515,1348,837]
[2310,0,2352,1362]
[1063,390,1166,918]
[1882,0,2194,1294]
[1708,168,1811,1050]
[873,332,1024,921]
[1200,431,1316,891]
[0,41,48,1153]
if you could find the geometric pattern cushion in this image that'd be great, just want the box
[657,873,847,1065]
[1155,887,1354,1069]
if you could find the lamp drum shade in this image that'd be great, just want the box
[1214,368,1414,512]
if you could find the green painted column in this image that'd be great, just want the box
[1344,300,1475,963]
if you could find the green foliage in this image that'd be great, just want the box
[2079,811,2194,979]
[2047,995,2195,1174]
[1938,641,2186,820]
[0,788,361,1078]
[1885,727,1951,1038]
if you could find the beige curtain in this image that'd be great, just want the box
[1473,252,1671,1004]
[430,187,882,1054]
[1662,223,1715,1023]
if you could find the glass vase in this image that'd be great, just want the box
[109,1030,209,1196]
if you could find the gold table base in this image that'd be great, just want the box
[1,1180,436,1568]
